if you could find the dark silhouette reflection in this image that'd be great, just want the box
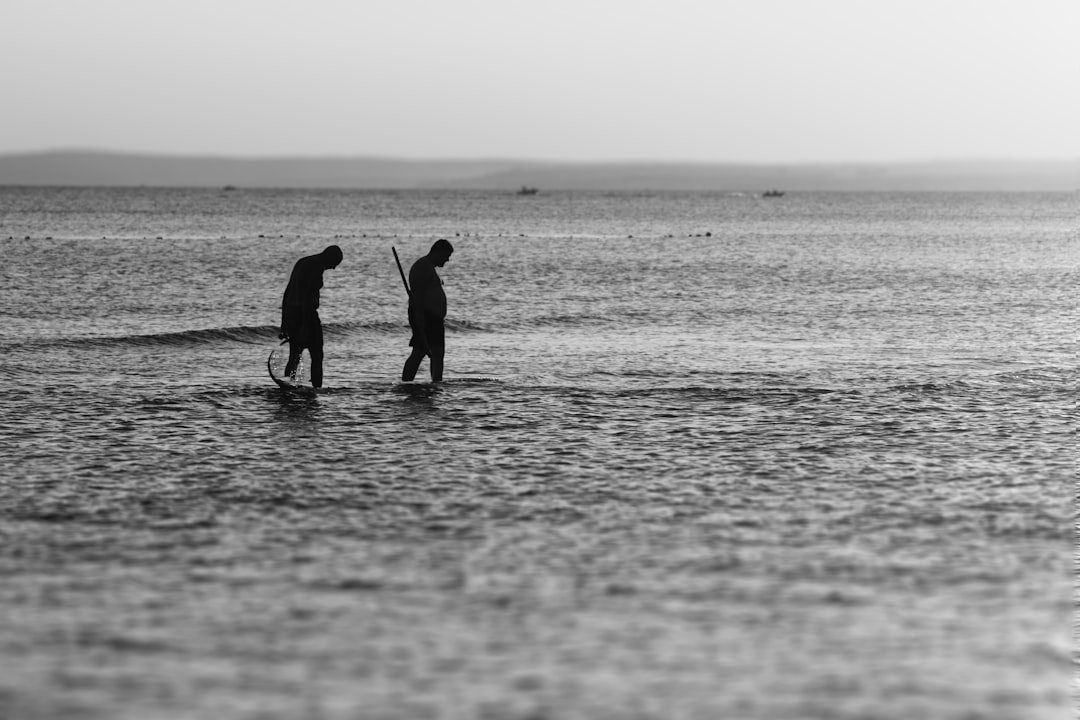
[390,381,442,414]
[401,239,453,383]
[279,245,342,389]
[268,391,322,426]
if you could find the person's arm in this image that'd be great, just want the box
[280,258,319,339]
[279,264,297,339]
[298,259,322,311]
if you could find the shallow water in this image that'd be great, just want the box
[0,188,1074,719]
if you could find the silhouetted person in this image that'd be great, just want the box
[402,239,453,382]
[280,245,343,388]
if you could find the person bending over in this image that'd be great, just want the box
[280,245,342,388]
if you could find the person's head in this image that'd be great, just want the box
[321,245,343,270]
[429,238,453,267]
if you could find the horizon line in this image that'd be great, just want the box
[4,147,1077,167]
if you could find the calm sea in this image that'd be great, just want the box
[0,187,1074,719]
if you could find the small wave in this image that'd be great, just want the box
[331,318,492,336]
[890,365,1075,397]
[139,325,279,346]
[889,380,966,394]
[82,325,279,348]
[444,318,492,333]
[325,320,404,336]
[443,376,506,385]
[531,313,608,329]
[12,320,426,350]
[6,325,280,350]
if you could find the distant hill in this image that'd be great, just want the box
[0,150,1074,191]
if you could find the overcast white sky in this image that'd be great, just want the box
[3,0,1076,163]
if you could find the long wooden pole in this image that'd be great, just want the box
[392,247,410,296]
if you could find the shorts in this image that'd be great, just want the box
[409,312,445,349]
[282,306,322,349]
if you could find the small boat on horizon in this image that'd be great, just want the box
[762,189,785,198]
[516,186,539,195]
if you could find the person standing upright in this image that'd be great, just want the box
[402,239,453,382]
[280,245,343,389]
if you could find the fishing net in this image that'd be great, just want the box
[267,340,311,387]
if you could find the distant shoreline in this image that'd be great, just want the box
[0,186,1072,196]
[0,151,1075,192]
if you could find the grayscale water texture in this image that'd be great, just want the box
[0,188,1074,719]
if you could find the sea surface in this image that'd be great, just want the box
[0,187,1075,720]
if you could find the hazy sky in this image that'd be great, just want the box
[3,0,1076,163]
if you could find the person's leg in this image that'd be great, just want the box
[282,306,304,379]
[284,345,303,379]
[429,344,444,382]
[427,315,446,382]
[402,346,426,382]
[308,345,324,388]
[308,313,324,388]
